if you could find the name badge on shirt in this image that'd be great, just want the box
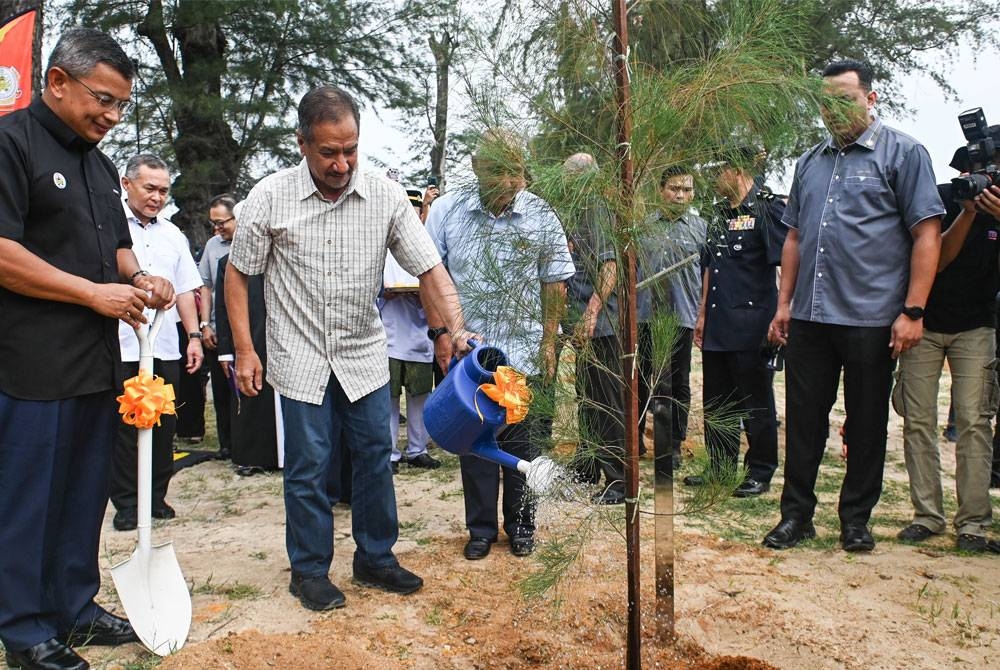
[728,215,756,231]
[989,229,998,241]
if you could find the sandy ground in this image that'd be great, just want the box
[7,351,999,670]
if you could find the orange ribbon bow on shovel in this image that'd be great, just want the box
[476,365,532,424]
[117,369,176,429]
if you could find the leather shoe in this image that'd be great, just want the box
[352,561,423,595]
[762,518,816,549]
[463,537,493,560]
[956,533,1000,554]
[5,638,88,670]
[403,453,441,469]
[289,573,346,611]
[62,610,138,647]
[151,502,175,520]
[510,535,535,557]
[897,523,936,543]
[732,478,769,498]
[682,475,705,487]
[840,524,875,552]
[112,507,137,532]
[592,487,626,505]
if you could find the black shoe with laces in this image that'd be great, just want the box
[352,561,423,594]
[289,573,346,611]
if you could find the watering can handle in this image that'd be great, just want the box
[448,336,479,371]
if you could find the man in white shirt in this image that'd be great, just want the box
[109,154,204,531]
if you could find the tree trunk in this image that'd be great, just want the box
[0,0,42,96]
[428,29,456,191]
[138,0,241,250]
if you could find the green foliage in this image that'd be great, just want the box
[57,0,426,242]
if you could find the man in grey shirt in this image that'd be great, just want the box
[226,86,471,611]
[764,59,944,552]
[646,166,707,471]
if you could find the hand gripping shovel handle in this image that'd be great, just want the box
[134,310,166,551]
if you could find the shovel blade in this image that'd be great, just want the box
[111,541,191,656]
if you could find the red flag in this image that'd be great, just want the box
[0,7,37,116]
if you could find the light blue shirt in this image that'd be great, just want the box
[783,119,945,327]
[425,187,575,375]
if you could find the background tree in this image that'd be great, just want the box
[61,0,424,247]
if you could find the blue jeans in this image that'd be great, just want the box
[281,376,399,577]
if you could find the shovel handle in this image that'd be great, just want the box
[133,309,165,550]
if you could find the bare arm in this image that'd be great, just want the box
[768,228,800,345]
[176,290,203,373]
[224,263,263,396]
[575,259,617,342]
[419,263,475,373]
[198,285,217,348]
[890,216,941,358]
[0,237,155,328]
[937,206,976,271]
[541,279,566,381]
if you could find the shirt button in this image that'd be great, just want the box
[97,225,103,230]
[716,252,721,257]
[834,175,840,180]
[326,271,332,276]
[103,261,110,267]
[712,286,716,291]
[749,301,753,306]
[822,222,828,227]
[711,303,716,308]
[817,272,823,278]
[819,247,824,253]
[828,198,833,203]
[714,269,718,274]
[326,239,332,244]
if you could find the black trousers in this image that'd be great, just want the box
[0,390,116,651]
[461,378,548,540]
[780,320,893,526]
[174,322,207,439]
[575,334,625,491]
[203,347,233,456]
[111,359,180,510]
[655,327,693,457]
[702,348,778,482]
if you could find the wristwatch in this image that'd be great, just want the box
[427,326,449,342]
[901,305,925,320]
[188,332,203,340]
[199,321,210,330]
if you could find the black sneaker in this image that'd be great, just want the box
[897,523,936,543]
[289,574,346,611]
[404,453,441,469]
[352,561,423,595]
[112,507,138,532]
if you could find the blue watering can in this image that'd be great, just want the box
[423,341,559,493]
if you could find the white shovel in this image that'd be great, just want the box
[111,310,191,656]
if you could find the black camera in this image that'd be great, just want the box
[951,108,1000,201]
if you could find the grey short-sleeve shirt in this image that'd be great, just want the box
[783,119,945,327]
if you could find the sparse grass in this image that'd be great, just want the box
[192,575,264,600]
[116,655,162,670]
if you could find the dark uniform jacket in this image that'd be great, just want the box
[701,182,787,352]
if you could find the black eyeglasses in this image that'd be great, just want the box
[210,216,235,228]
[67,72,133,115]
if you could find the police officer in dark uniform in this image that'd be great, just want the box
[688,147,786,497]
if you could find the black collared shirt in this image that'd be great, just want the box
[0,98,131,400]
[701,184,787,352]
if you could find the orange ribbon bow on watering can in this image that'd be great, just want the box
[476,365,532,424]
[117,369,176,429]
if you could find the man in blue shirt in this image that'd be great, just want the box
[764,59,944,552]
[425,130,575,559]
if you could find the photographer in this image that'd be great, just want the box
[894,143,1000,554]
